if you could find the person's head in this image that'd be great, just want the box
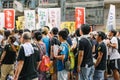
[21,32,31,43]
[75,28,81,37]
[24,29,30,32]
[42,27,49,35]
[80,24,91,35]
[63,28,69,35]
[18,29,23,36]
[96,31,106,42]
[34,31,42,41]
[58,30,68,42]
[51,27,59,36]
[44,26,50,31]
[108,29,117,38]
[4,30,11,39]
[8,35,16,44]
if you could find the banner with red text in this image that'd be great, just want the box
[75,7,85,29]
[48,8,61,29]
[4,9,15,30]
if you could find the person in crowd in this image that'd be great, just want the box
[107,30,120,80]
[0,35,17,80]
[116,30,120,39]
[63,28,72,46]
[71,28,81,80]
[93,31,107,80]
[1,30,11,47]
[42,27,50,57]
[50,27,60,80]
[54,30,69,80]
[14,32,40,80]
[33,31,46,80]
[77,24,94,80]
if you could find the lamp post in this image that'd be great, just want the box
[58,0,66,21]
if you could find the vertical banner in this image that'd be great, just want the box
[61,22,75,33]
[0,13,5,29]
[106,4,116,32]
[38,8,48,29]
[24,10,36,30]
[4,9,15,30]
[75,7,85,29]
[48,8,61,29]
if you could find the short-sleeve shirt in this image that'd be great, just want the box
[42,36,50,56]
[17,44,40,79]
[78,37,94,67]
[109,37,120,60]
[57,42,69,71]
[95,42,107,70]
[50,36,60,46]
[2,44,16,64]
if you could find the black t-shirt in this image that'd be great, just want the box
[78,37,94,67]
[2,44,16,64]
[95,42,107,70]
[17,44,40,80]
[51,36,60,46]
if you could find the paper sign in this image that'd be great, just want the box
[4,9,15,30]
[24,10,36,30]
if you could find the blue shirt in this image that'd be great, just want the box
[42,36,50,56]
[57,42,69,71]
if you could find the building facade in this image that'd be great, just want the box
[0,0,120,27]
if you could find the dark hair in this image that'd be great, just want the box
[75,28,80,37]
[4,30,11,39]
[34,31,42,41]
[80,24,90,35]
[24,29,30,32]
[58,30,68,40]
[51,27,58,35]
[110,29,117,36]
[63,28,69,35]
[19,29,23,35]
[97,31,106,40]
[9,35,16,43]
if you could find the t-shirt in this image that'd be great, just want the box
[17,44,40,79]
[42,36,50,56]
[95,42,107,70]
[78,37,94,67]
[57,42,69,71]
[2,44,16,64]
[51,36,60,46]
[109,37,120,60]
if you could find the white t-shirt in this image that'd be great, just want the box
[109,37,120,60]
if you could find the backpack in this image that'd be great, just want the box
[39,55,51,72]
[117,38,120,53]
[64,43,75,71]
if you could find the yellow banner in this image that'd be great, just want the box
[16,16,24,30]
[61,22,75,33]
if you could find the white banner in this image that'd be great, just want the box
[0,13,4,29]
[106,4,116,32]
[48,8,61,29]
[38,8,48,29]
[24,10,36,30]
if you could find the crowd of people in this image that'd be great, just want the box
[0,24,120,80]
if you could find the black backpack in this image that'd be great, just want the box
[117,38,120,53]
